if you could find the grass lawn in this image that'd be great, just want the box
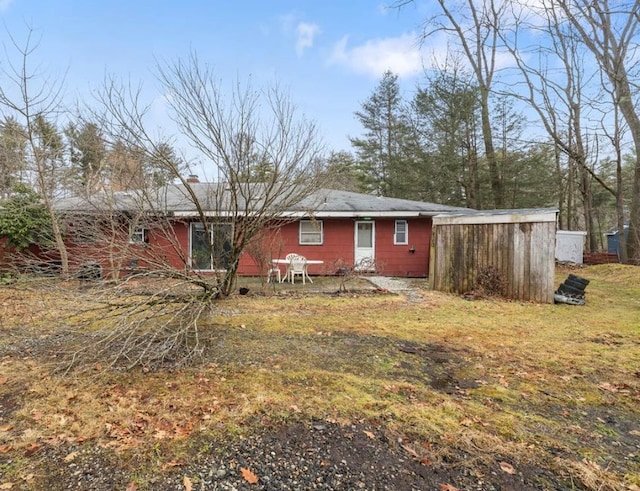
[0,264,638,489]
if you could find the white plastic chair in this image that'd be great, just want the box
[281,253,297,283]
[288,254,308,284]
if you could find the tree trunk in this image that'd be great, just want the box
[480,87,503,208]
[579,163,596,252]
[553,142,566,230]
[617,91,640,263]
[557,0,640,263]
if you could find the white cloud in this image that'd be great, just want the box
[296,22,321,57]
[328,33,423,78]
[0,0,13,12]
[279,13,296,33]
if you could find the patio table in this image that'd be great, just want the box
[272,258,324,283]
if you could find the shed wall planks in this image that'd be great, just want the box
[429,212,557,303]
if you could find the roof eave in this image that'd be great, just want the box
[432,209,558,225]
[170,210,439,218]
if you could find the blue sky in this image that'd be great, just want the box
[1,0,439,162]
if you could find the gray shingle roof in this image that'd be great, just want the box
[54,183,469,217]
[295,189,468,217]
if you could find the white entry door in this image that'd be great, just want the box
[354,221,375,270]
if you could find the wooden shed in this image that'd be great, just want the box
[429,209,558,303]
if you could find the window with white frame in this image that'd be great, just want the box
[129,225,149,244]
[394,220,408,245]
[299,220,323,245]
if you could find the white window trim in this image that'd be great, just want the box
[299,220,323,245]
[129,225,148,244]
[394,220,408,245]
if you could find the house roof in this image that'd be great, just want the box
[291,189,468,218]
[54,183,469,218]
[54,183,227,213]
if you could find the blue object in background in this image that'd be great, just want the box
[606,226,629,256]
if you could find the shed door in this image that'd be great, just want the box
[354,221,375,270]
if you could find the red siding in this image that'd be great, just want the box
[18,217,432,278]
[237,217,432,277]
[375,218,431,277]
[157,221,190,270]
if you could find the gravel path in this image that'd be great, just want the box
[36,419,565,490]
[365,276,424,302]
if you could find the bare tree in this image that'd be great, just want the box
[399,0,509,208]
[495,2,612,250]
[556,0,640,262]
[598,86,630,262]
[54,53,327,370]
[0,30,71,275]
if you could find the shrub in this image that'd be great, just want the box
[476,265,506,296]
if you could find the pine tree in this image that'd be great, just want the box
[350,71,413,198]
[0,117,27,199]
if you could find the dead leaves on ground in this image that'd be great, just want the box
[598,381,636,396]
[401,440,432,466]
[63,451,78,462]
[23,442,42,457]
[240,467,259,484]
[499,461,516,475]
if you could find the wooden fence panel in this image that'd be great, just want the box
[429,211,557,303]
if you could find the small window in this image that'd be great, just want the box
[130,226,149,244]
[299,220,323,245]
[394,220,408,245]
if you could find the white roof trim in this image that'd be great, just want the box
[172,211,235,217]
[171,210,430,218]
[433,211,557,226]
[291,211,426,218]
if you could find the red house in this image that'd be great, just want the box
[50,184,466,279]
[245,188,466,277]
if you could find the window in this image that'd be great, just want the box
[394,220,408,245]
[190,222,233,270]
[129,226,149,244]
[299,220,323,245]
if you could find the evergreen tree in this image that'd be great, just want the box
[32,115,66,198]
[350,71,413,197]
[0,184,53,250]
[322,151,360,192]
[65,121,107,190]
[413,68,481,207]
[235,139,275,183]
[0,117,27,199]
[102,139,182,191]
[146,142,183,187]
[500,144,559,209]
